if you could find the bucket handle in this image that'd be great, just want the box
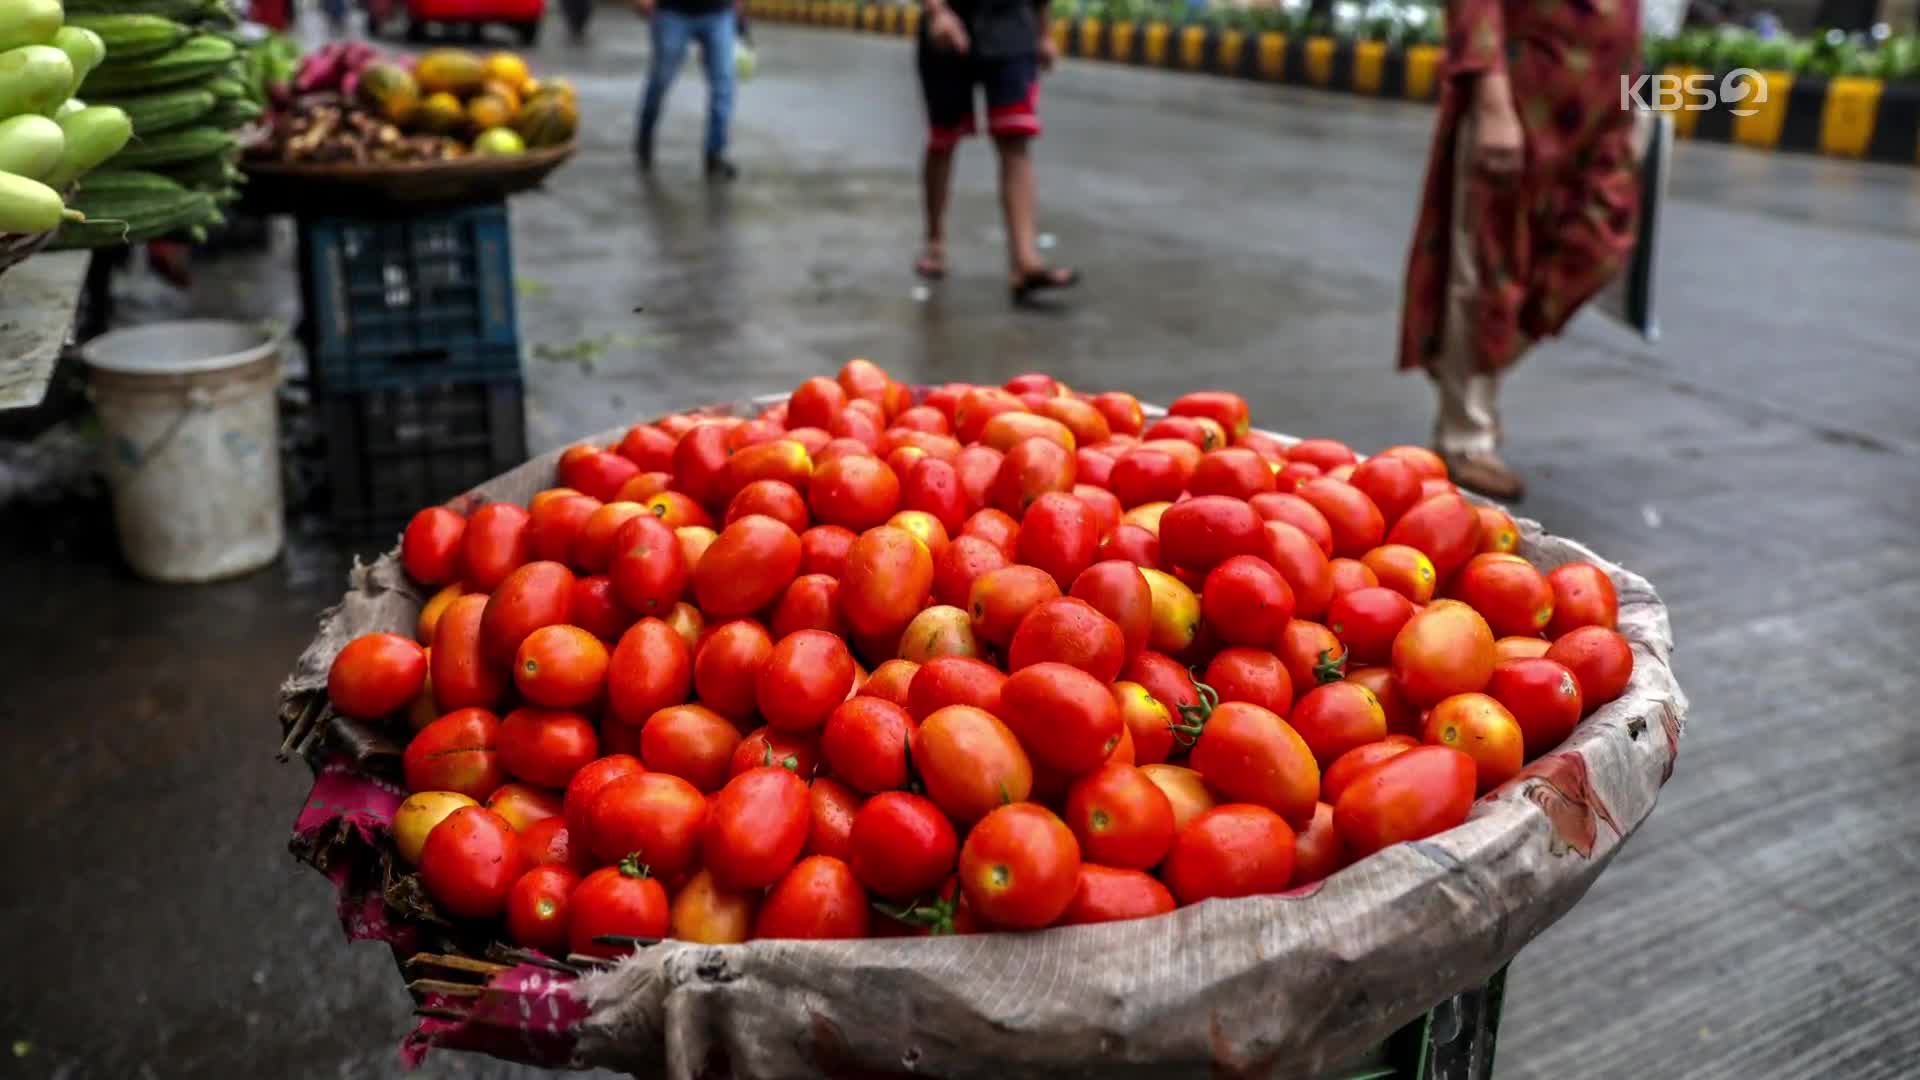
[115,386,215,472]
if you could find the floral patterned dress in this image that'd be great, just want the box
[1397,0,1644,374]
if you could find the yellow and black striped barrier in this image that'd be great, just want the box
[743,0,1920,167]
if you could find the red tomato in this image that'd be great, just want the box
[781,373,844,433]
[1189,448,1275,501]
[1475,506,1520,554]
[582,772,707,874]
[1327,586,1417,665]
[858,658,919,707]
[999,662,1125,775]
[1360,544,1438,605]
[328,632,426,719]
[692,515,802,618]
[1320,738,1418,805]
[570,857,669,958]
[838,525,935,639]
[1386,494,1483,581]
[616,424,676,470]
[1161,804,1295,905]
[1063,763,1175,871]
[768,574,844,640]
[959,506,1019,555]
[814,437,875,468]
[1286,438,1357,472]
[479,561,576,667]
[1391,600,1497,708]
[1188,702,1321,827]
[1348,456,1422,526]
[1278,619,1349,696]
[1157,496,1264,572]
[701,766,811,890]
[798,524,857,578]
[847,791,959,900]
[666,424,731,510]
[821,696,915,793]
[1452,553,1555,638]
[910,705,1033,823]
[986,436,1071,516]
[643,491,714,532]
[805,776,861,861]
[496,706,598,788]
[562,754,643,837]
[1327,557,1380,600]
[725,479,810,535]
[967,565,1061,648]
[404,708,505,801]
[613,472,673,505]
[1254,519,1334,621]
[1119,651,1201,744]
[573,502,646,573]
[639,703,741,793]
[932,535,1010,609]
[952,445,1005,514]
[1346,666,1421,737]
[1487,658,1583,757]
[808,455,901,532]
[1003,372,1059,397]
[402,507,467,585]
[757,629,857,732]
[506,865,578,955]
[420,806,525,918]
[1201,554,1296,649]
[731,726,821,779]
[1074,448,1116,488]
[754,855,870,939]
[1333,745,1476,857]
[1294,478,1386,559]
[901,456,969,533]
[489,781,563,834]
[1290,802,1350,886]
[1203,647,1293,715]
[667,868,758,945]
[1141,414,1222,451]
[1546,563,1619,637]
[1007,598,1126,683]
[691,619,772,723]
[906,656,1007,721]
[1098,523,1162,569]
[1090,391,1146,437]
[886,509,950,561]
[526,494,600,567]
[1169,391,1251,440]
[431,594,508,710]
[830,406,883,450]
[1289,681,1390,769]
[838,358,891,405]
[1108,448,1188,508]
[1274,461,1322,493]
[982,413,1075,455]
[606,617,692,727]
[1067,560,1153,660]
[1423,692,1524,792]
[959,803,1081,929]
[1058,864,1176,925]
[953,387,1029,444]
[890,404,951,436]
[1375,445,1448,481]
[461,503,531,592]
[559,450,639,504]
[521,816,592,874]
[1072,482,1121,535]
[511,625,606,710]
[1545,627,1634,713]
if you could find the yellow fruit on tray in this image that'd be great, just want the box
[466,93,512,133]
[484,51,531,91]
[481,78,521,112]
[512,94,577,148]
[415,49,487,97]
[527,76,576,103]
[473,127,526,156]
[413,91,466,133]
[357,61,419,125]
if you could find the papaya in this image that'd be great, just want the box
[412,91,466,134]
[480,78,520,112]
[512,94,576,148]
[414,49,486,97]
[483,51,530,91]
[356,61,419,125]
[465,93,512,133]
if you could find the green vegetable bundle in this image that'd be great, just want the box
[0,0,136,239]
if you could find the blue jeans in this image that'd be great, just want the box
[638,9,737,159]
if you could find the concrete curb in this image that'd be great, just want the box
[742,1,1920,168]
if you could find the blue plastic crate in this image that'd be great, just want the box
[298,201,522,391]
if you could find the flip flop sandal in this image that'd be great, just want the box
[914,252,947,281]
[1011,266,1079,306]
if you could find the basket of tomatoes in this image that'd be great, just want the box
[277,362,1685,1077]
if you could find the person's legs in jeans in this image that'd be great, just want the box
[637,10,696,167]
[984,56,1073,299]
[915,47,975,277]
[690,11,738,174]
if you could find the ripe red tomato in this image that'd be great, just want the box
[1119,649,1201,733]
[562,754,643,837]
[1072,483,1122,536]
[1235,678,1375,773]
[805,776,861,861]
[731,726,821,779]
[1451,553,1554,638]
[1290,802,1350,886]
[890,404,951,436]
[1386,494,1483,581]
[725,479,810,535]
[1487,658,1583,757]
[1015,492,1102,591]
[859,658,920,707]
[420,806,525,918]
[1141,414,1223,451]
[1063,763,1175,870]
[1294,478,1386,559]
[505,865,578,955]
[479,561,575,667]
[328,632,426,719]
[512,625,608,709]
[1278,619,1349,697]
[931,535,1009,609]
[668,423,732,510]
[1249,493,1334,556]
[886,510,951,562]
[797,524,857,578]
[1320,738,1419,805]
[754,855,870,939]
[1545,626,1634,713]
[692,619,772,723]
[1170,390,1251,439]
[1345,666,1420,737]
[1348,456,1422,526]
[1201,554,1296,649]
[999,662,1125,775]
[1190,448,1275,500]
[981,413,1075,454]
[1285,438,1357,472]
[813,437,875,468]
[639,704,741,793]
[726,437,812,492]
[1545,563,1619,637]
[757,629,857,733]
[840,525,936,639]
[1260,520,1334,621]
[959,506,1019,555]
[1421,692,1526,794]
[496,707,598,788]
[1475,506,1520,554]
[527,494,601,567]
[838,359,891,405]
[1158,495,1264,572]
[570,856,669,957]
[1202,647,1293,715]
[1067,560,1153,660]
[1161,804,1295,905]
[959,803,1081,929]
[461,502,532,593]
[848,791,959,900]
[1327,557,1380,600]
[1360,544,1438,605]
[571,451,644,504]
[573,502,645,573]
[768,574,844,640]
[521,816,592,873]
[582,772,707,874]
[1097,523,1161,569]
[952,387,1028,443]
[821,696,914,793]
[1188,702,1320,827]
[1090,391,1145,436]
[607,617,692,727]
[832,405,884,451]
[1390,600,1496,708]
[486,781,563,834]
[808,454,902,532]
[692,515,802,618]
[900,456,969,534]
[402,507,467,585]
[1056,865,1176,925]
[1108,448,1188,509]
[615,424,676,470]
[1007,598,1126,682]
[966,565,1060,649]
[668,868,758,945]
[907,656,1006,721]
[1333,745,1476,857]
[947,445,1001,513]
[911,705,1033,823]
[1037,397,1111,447]
[1273,461,1322,495]
[702,766,811,890]
[1327,586,1416,665]
[404,707,505,801]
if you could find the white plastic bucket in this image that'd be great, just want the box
[82,320,285,584]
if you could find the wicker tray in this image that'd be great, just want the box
[240,141,575,213]
[0,226,55,278]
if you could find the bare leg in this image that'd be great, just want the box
[918,145,955,278]
[994,133,1041,277]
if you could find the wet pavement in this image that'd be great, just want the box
[3,13,1920,1079]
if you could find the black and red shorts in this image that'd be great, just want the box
[916,47,1041,151]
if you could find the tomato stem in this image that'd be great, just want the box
[1313,648,1348,685]
[618,854,652,879]
[1169,679,1217,748]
